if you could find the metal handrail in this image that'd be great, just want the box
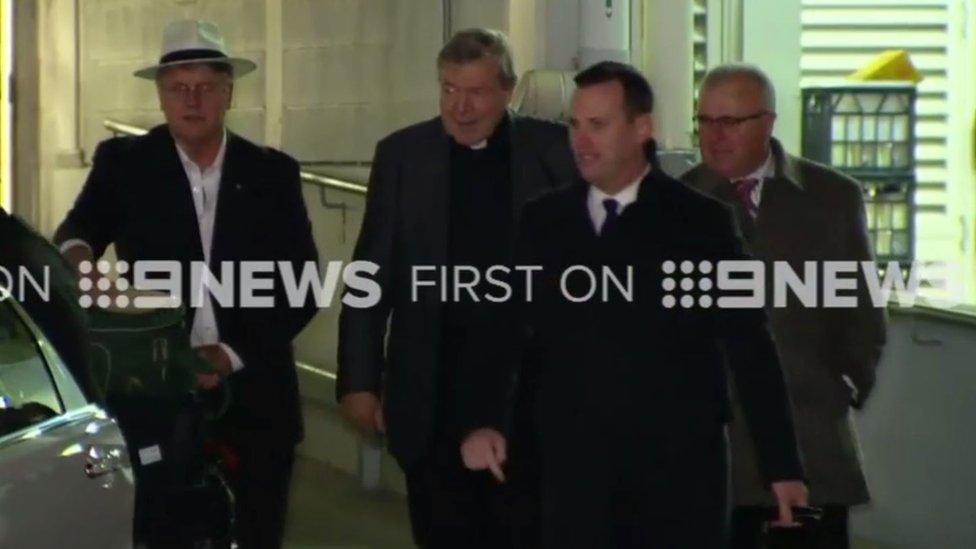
[102,119,368,195]
[301,172,367,195]
[103,120,148,137]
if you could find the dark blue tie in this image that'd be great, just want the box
[602,198,620,234]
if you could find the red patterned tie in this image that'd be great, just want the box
[732,178,760,217]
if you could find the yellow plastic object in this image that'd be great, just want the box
[848,50,923,83]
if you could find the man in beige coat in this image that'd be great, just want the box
[682,64,887,549]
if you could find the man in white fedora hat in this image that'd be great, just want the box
[56,20,318,548]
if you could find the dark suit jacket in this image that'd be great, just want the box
[54,125,319,445]
[473,169,804,492]
[682,138,887,505]
[336,112,578,467]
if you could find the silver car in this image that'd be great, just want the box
[0,291,135,548]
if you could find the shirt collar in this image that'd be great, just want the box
[589,164,651,211]
[736,151,774,183]
[175,129,228,174]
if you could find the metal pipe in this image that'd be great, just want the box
[442,0,452,43]
[102,119,367,195]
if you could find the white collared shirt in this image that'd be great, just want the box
[63,132,243,372]
[174,132,243,372]
[732,152,775,215]
[175,133,225,268]
[587,164,651,234]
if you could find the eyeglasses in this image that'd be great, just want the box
[694,111,771,131]
[160,82,228,102]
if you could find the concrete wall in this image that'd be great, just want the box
[77,0,443,165]
[291,184,364,375]
[16,0,816,233]
[850,308,976,548]
[279,0,442,162]
[79,0,265,154]
[452,0,507,33]
[25,0,448,236]
[641,0,695,149]
[741,0,801,152]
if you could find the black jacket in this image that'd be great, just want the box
[336,113,578,466]
[471,169,804,484]
[54,125,318,444]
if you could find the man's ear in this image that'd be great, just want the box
[636,113,654,142]
[763,112,777,140]
[155,81,165,110]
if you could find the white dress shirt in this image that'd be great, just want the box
[174,133,243,372]
[587,164,651,234]
[62,132,243,371]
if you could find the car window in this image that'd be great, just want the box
[0,301,63,438]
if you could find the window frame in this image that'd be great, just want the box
[0,296,84,445]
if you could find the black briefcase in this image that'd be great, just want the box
[763,506,824,549]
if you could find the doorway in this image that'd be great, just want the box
[1,0,12,211]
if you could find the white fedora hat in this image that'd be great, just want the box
[134,20,256,79]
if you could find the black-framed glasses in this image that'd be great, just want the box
[694,111,771,131]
